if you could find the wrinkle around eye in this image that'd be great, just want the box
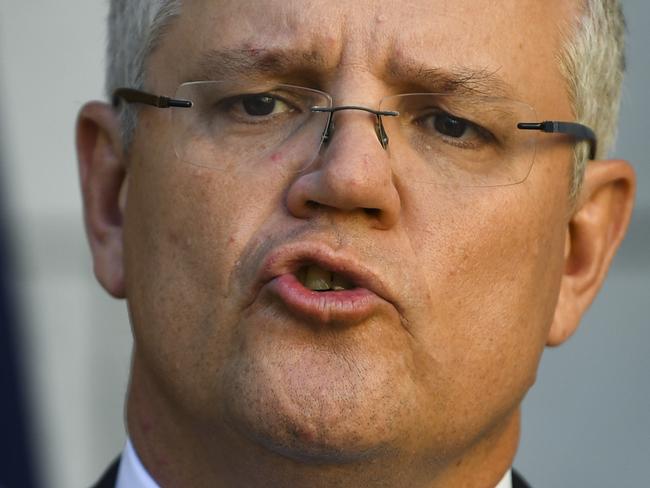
[413,112,492,149]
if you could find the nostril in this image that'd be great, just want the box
[364,208,381,218]
[306,200,320,210]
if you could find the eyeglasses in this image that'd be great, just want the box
[113,80,597,187]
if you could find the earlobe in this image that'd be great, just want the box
[76,101,128,298]
[547,160,636,346]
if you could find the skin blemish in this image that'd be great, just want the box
[141,417,154,434]
[270,152,283,163]
[242,42,261,57]
[167,230,181,246]
[295,427,316,443]
[319,35,339,53]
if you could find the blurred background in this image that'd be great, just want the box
[0,1,647,487]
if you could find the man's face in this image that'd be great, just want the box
[124,0,576,468]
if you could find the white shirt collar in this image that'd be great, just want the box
[116,439,160,488]
[495,469,513,488]
[116,437,512,488]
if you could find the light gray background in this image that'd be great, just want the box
[0,1,647,487]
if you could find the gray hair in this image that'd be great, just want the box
[106,0,626,195]
[107,0,181,148]
[559,0,626,199]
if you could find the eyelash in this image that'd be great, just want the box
[413,110,496,149]
[221,93,302,120]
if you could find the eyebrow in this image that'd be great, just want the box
[189,47,516,99]
[191,47,327,82]
[386,59,516,99]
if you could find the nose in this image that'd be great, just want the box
[285,109,402,230]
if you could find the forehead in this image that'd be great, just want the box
[154,0,576,110]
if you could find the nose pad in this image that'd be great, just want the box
[316,106,397,150]
[376,116,389,149]
[321,113,334,145]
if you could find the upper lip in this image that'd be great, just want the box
[256,241,396,305]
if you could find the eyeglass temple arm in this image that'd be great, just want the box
[518,121,597,160]
[112,88,192,109]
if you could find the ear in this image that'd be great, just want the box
[76,101,128,298]
[547,160,636,346]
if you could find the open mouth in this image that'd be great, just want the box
[259,246,389,324]
[295,264,356,292]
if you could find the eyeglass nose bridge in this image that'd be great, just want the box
[311,105,399,150]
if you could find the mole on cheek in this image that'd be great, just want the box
[168,230,181,246]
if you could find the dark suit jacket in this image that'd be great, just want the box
[91,458,119,488]
[91,458,532,488]
[512,469,532,488]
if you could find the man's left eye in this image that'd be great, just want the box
[432,113,470,138]
[241,94,292,116]
[414,110,494,147]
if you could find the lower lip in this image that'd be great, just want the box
[266,273,381,324]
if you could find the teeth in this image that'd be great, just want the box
[299,265,354,292]
[332,273,353,291]
[304,265,332,291]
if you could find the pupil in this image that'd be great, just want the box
[242,95,276,116]
[435,115,467,138]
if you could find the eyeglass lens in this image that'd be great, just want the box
[172,81,540,187]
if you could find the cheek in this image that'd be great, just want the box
[406,185,567,409]
[122,149,287,401]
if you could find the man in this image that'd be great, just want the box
[76,0,635,486]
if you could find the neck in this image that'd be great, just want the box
[126,359,520,488]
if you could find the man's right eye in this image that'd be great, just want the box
[238,94,293,117]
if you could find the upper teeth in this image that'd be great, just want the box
[299,265,353,291]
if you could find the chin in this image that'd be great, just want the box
[242,422,396,465]
[228,410,398,465]
[220,345,411,465]
[218,306,422,464]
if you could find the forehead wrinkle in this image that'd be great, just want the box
[190,47,331,82]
